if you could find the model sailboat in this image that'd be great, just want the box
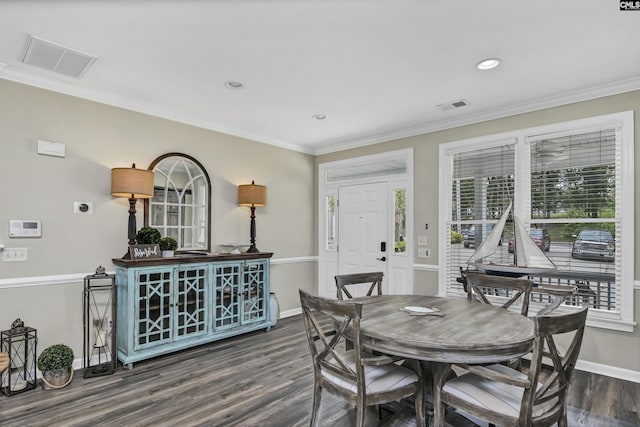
[467,201,556,276]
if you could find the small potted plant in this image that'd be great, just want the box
[37,344,74,389]
[136,226,161,245]
[159,237,178,257]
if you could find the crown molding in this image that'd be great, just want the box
[2,65,638,157]
[313,77,640,155]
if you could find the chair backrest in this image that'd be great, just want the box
[334,272,384,300]
[520,307,588,425]
[299,289,365,392]
[534,284,577,315]
[465,271,533,316]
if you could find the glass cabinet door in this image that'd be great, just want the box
[135,268,173,350]
[174,264,208,341]
[213,263,242,331]
[242,260,268,324]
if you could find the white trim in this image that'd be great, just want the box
[280,307,302,319]
[271,256,318,265]
[0,256,318,289]
[318,149,414,298]
[3,66,640,155]
[576,359,640,384]
[314,78,640,155]
[586,317,636,333]
[438,111,635,330]
[0,273,92,289]
[634,280,640,290]
[413,263,440,272]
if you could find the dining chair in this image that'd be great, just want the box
[534,284,577,315]
[435,307,588,427]
[299,289,425,427]
[465,271,533,316]
[334,272,384,301]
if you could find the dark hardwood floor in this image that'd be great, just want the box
[0,315,637,426]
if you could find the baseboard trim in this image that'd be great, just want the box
[576,359,640,383]
[280,307,302,319]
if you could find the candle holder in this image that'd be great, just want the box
[1,319,37,396]
[83,267,117,378]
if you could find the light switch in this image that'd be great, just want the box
[2,248,28,261]
[417,248,430,258]
[418,235,427,246]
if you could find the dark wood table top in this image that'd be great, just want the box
[351,295,536,364]
[0,352,9,375]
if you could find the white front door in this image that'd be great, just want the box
[338,182,388,296]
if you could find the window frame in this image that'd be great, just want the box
[438,111,635,332]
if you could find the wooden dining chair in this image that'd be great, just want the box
[534,284,577,315]
[334,272,384,301]
[435,306,588,427]
[299,289,425,427]
[465,271,533,316]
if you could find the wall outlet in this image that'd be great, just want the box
[417,235,427,246]
[2,248,28,261]
[417,248,430,258]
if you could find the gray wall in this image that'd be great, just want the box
[316,90,640,374]
[0,79,317,355]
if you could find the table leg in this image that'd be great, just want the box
[431,362,451,427]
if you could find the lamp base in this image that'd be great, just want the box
[246,245,260,253]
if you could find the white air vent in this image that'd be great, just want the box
[21,35,97,79]
[437,99,469,111]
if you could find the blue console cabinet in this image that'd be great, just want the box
[113,253,272,367]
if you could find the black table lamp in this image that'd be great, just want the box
[238,180,267,253]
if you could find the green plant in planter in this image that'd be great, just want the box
[37,344,74,372]
[159,237,178,251]
[136,226,161,245]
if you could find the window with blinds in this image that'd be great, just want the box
[440,112,634,331]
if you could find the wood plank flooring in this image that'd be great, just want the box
[0,315,637,426]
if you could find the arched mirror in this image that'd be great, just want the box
[144,153,211,252]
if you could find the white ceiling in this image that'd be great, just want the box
[1,1,639,155]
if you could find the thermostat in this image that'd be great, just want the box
[9,220,42,238]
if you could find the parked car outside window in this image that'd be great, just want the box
[508,228,551,253]
[463,224,498,248]
[571,230,615,262]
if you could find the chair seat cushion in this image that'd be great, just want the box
[443,364,558,420]
[321,350,418,394]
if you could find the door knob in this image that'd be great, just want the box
[376,256,387,262]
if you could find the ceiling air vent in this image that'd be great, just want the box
[437,99,469,111]
[21,35,97,79]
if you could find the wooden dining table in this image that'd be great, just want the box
[349,295,536,427]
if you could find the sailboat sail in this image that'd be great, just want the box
[467,201,556,275]
[467,202,512,265]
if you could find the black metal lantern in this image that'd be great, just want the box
[1,319,37,396]
[83,266,117,378]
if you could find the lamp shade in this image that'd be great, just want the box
[111,165,154,199]
[238,181,267,207]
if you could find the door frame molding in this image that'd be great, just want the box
[317,148,414,298]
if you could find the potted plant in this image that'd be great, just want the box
[159,237,178,257]
[136,226,161,245]
[37,344,74,389]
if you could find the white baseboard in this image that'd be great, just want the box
[280,307,302,319]
[576,359,640,383]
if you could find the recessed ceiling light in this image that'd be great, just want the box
[476,58,501,71]
[312,114,327,120]
[224,81,243,89]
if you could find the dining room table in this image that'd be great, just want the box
[349,294,536,427]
